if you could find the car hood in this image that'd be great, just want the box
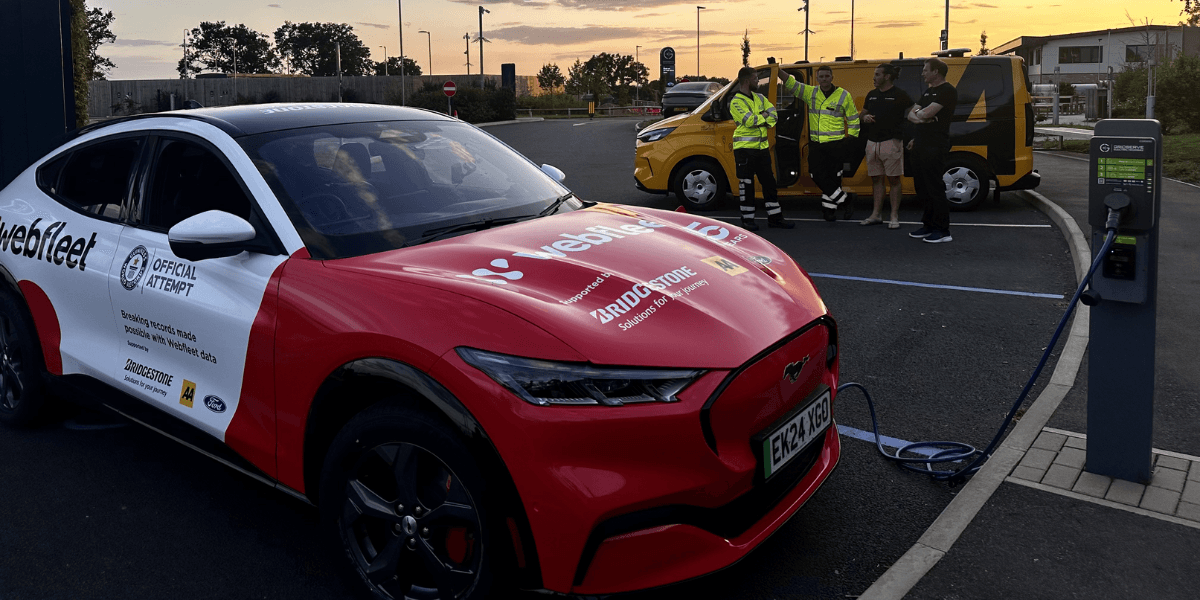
[325,205,828,369]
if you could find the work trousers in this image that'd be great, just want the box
[912,142,951,232]
[734,148,780,220]
[808,139,849,210]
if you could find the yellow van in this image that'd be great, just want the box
[634,53,1041,212]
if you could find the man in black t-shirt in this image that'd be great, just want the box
[906,58,957,244]
[860,64,913,229]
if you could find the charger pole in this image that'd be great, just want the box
[1084,119,1162,483]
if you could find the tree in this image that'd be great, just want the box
[178,22,278,77]
[85,6,116,80]
[979,31,989,56]
[374,56,421,76]
[536,63,565,93]
[69,0,87,126]
[274,22,373,77]
[565,58,609,101]
[741,30,751,67]
[1179,0,1200,26]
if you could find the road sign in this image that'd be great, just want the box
[444,81,457,97]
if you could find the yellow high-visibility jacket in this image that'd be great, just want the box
[780,74,860,143]
[729,91,777,150]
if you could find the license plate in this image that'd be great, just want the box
[760,389,832,480]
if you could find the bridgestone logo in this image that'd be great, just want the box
[124,359,174,386]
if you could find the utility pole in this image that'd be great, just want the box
[941,0,949,51]
[464,33,472,75]
[419,30,431,76]
[398,0,406,105]
[696,6,705,76]
[479,6,490,88]
[380,46,387,76]
[798,4,813,62]
[636,45,641,102]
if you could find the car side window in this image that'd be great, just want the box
[41,137,142,220]
[144,137,253,231]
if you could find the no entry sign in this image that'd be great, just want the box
[444,81,456,97]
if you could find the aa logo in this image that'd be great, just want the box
[179,379,196,408]
[702,256,748,276]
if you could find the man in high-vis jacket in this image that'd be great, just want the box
[729,66,794,230]
[780,65,860,221]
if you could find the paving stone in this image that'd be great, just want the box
[1032,431,1067,452]
[1011,465,1045,482]
[1177,501,1200,522]
[1183,480,1200,505]
[1141,486,1181,514]
[1150,467,1188,493]
[1041,464,1081,490]
[1189,461,1200,482]
[1155,455,1191,472]
[1019,448,1057,472]
[1073,471,1112,498]
[1063,436,1087,450]
[1105,479,1146,506]
[1053,447,1087,470]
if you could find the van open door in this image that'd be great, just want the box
[773,66,811,189]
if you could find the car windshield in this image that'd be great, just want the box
[239,120,576,259]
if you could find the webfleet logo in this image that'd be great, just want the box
[0,217,99,271]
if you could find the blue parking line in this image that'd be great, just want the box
[838,425,940,458]
[808,273,1065,299]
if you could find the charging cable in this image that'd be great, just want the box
[837,207,1124,484]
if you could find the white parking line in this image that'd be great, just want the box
[808,273,1065,299]
[711,216,1050,228]
[572,122,593,127]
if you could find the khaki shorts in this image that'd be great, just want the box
[866,138,904,177]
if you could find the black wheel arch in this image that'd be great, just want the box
[303,357,543,589]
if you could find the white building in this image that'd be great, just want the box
[994,24,1200,87]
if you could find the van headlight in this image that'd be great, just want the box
[636,127,676,143]
[457,347,702,406]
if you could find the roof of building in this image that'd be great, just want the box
[994,24,1181,55]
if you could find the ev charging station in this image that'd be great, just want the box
[1084,119,1162,484]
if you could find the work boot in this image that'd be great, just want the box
[741,218,760,231]
[841,193,856,220]
[767,216,795,229]
[822,207,836,222]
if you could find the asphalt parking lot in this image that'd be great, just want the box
[0,116,1081,599]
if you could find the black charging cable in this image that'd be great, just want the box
[837,207,1124,484]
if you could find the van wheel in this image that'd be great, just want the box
[673,158,728,212]
[320,403,499,600]
[943,156,992,212]
[0,289,50,428]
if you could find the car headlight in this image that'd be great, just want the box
[636,127,676,143]
[457,347,703,406]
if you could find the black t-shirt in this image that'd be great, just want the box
[862,86,913,143]
[914,81,956,147]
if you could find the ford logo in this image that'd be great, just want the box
[203,395,226,413]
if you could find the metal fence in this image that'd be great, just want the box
[518,106,662,118]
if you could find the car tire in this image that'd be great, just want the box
[942,155,992,212]
[320,402,499,600]
[673,158,728,212]
[0,288,50,428]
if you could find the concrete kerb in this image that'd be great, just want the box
[857,190,1092,600]
[475,117,545,128]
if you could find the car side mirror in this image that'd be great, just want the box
[168,210,257,261]
[540,164,566,183]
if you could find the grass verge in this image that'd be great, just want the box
[1042,133,1200,184]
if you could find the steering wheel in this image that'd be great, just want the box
[298,193,351,226]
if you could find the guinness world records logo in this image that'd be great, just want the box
[120,245,149,290]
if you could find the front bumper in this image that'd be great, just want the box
[997,169,1041,191]
[430,319,840,594]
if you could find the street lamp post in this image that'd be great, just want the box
[942,0,949,51]
[419,30,431,77]
[696,6,705,77]
[398,0,406,105]
[636,45,641,102]
[464,32,471,75]
[479,6,490,89]
[379,46,387,76]
[798,4,812,62]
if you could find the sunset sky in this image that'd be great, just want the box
[96,0,1188,81]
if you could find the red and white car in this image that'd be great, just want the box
[0,104,840,599]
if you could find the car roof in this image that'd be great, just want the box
[80,103,456,138]
[667,82,718,93]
